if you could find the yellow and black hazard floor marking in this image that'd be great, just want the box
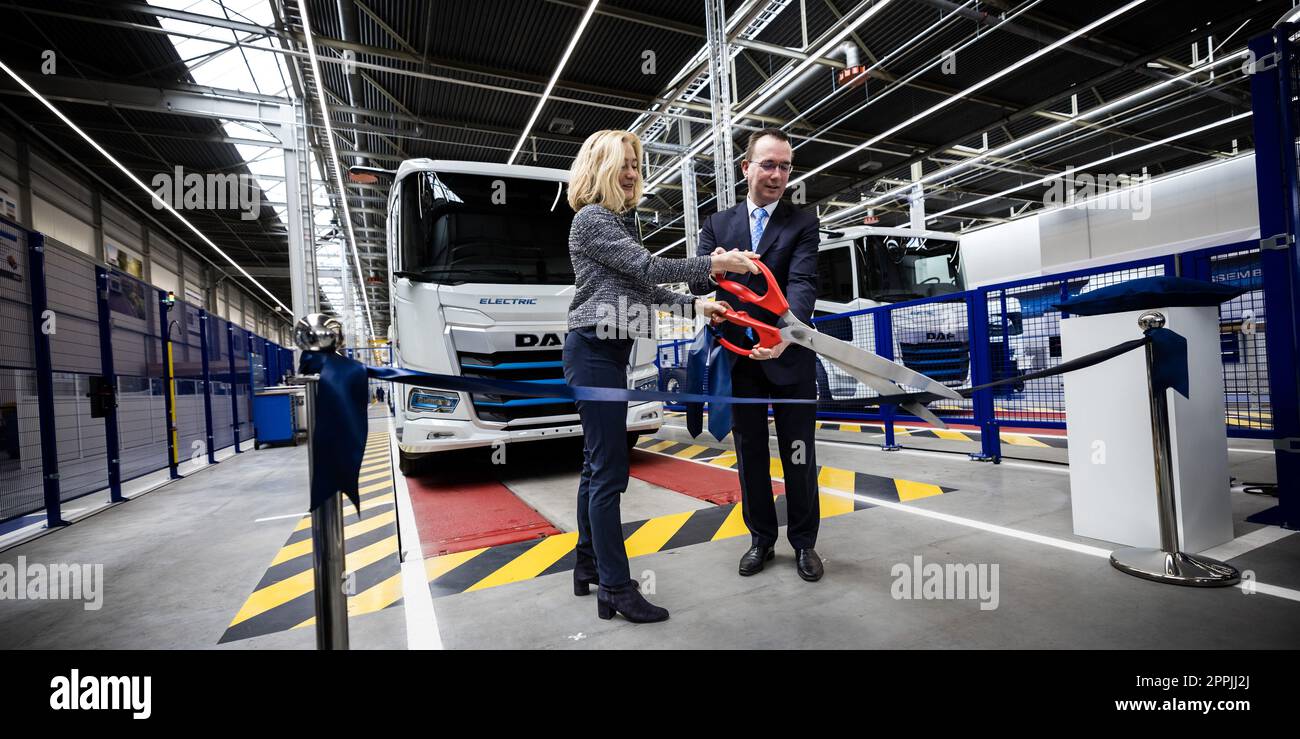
[662,410,1065,448]
[633,438,957,502]
[1226,410,1271,429]
[423,439,956,599]
[220,431,403,643]
[813,421,1068,449]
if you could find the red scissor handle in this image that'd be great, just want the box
[715,308,783,357]
[715,257,789,318]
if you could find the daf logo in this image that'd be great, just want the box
[926,331,956,341]
[516,332,563,347]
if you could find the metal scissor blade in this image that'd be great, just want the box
[900,401,948,430]
[781,325,964,400]
[826,358,948,428]
[824,356,905,397]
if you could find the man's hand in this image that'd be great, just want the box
[749,340,789,361]
[710,247,758,278]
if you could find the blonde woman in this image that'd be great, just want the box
[564,129,757,622]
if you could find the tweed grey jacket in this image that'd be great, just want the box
[567,203,711,338]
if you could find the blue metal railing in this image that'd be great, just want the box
[0,215,296,526]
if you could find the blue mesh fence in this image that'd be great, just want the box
[0,220,42,522]
[1180,242,1272,435]
[983,257,1172,427]
[44,242,109,501]
[231,326,253,443]
[206,314,235,452]
[0,218,288,523]
[170,301,207,464]
[108,271,168,482]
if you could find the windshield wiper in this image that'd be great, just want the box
[395,267,525,281]
[873,291,925,302]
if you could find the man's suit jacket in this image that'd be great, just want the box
[689,199,820,386]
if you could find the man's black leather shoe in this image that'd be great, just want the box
[796,548,823,582]
[738,544,775,576]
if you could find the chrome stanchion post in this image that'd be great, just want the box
[1109,311,1240,587]
[294,314,350,649]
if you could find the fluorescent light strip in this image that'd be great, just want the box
[826,48,1250,223]
[0,58,290,313]
[630,0,782,139]
[296,0,375,339]
[733,0,896,123]
[791,0,1151,188]
[643,0,997,196]
[509,0,601,164]
[651,235,688,256]
[926,111,1252,221]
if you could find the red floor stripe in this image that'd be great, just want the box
[405,474,561,557]
[629,448,784,505]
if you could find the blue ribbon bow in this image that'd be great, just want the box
[685,326,734,441]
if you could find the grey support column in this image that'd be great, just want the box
[704,0,736,211]
[679,118,699,256]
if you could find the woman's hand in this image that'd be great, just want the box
[709,247,727,278]
[695,299,733,325]
[749,340,789,361]
[710,248,760,276]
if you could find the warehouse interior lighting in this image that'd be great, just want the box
[296,0,375,339]
[0,57,291,314]
[824,46,1251,224]
[791,0,1152,188]
[508,0,601,165]
[925,111,1253,222]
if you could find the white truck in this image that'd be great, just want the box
[380,159,664,474]
[810,226,1028,401]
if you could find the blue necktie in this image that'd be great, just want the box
[751,207,768,251]
[745,208,769,345]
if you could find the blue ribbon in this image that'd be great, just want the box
[1145,327,1189,398]
[299,351,369,514]
[297,326,1187,512]
[297,350,816,511]
[364,363,817,406]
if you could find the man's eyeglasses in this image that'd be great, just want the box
[752,160,793,173]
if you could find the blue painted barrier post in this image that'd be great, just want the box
[968,289,1000,462]
[1237,26,1300,528]
[199,310,217,465]
[873,309,900,451]
[94,267,123,501]
[227,323,241,454]
[1246,26,1300,529]
[27,232,66,527]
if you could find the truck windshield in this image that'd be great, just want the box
[856,235,962,302]
[398,171,575,285]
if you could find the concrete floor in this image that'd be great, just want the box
[431,422,1298,649]
[1,412,1295,650]
[0,428,405,650]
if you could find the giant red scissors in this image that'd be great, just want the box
[712,257,963,427]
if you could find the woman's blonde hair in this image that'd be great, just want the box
[568,129,643,213]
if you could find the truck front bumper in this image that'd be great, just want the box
[396,401,664,456]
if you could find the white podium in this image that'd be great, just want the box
[1061,306,1233,552]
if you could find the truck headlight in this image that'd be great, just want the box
[409,389,459,412]
[634,376,658,393]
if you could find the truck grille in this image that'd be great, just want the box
[898,341,969,385]
[457,349,577,424]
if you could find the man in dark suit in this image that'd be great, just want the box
[688,128,823,582]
